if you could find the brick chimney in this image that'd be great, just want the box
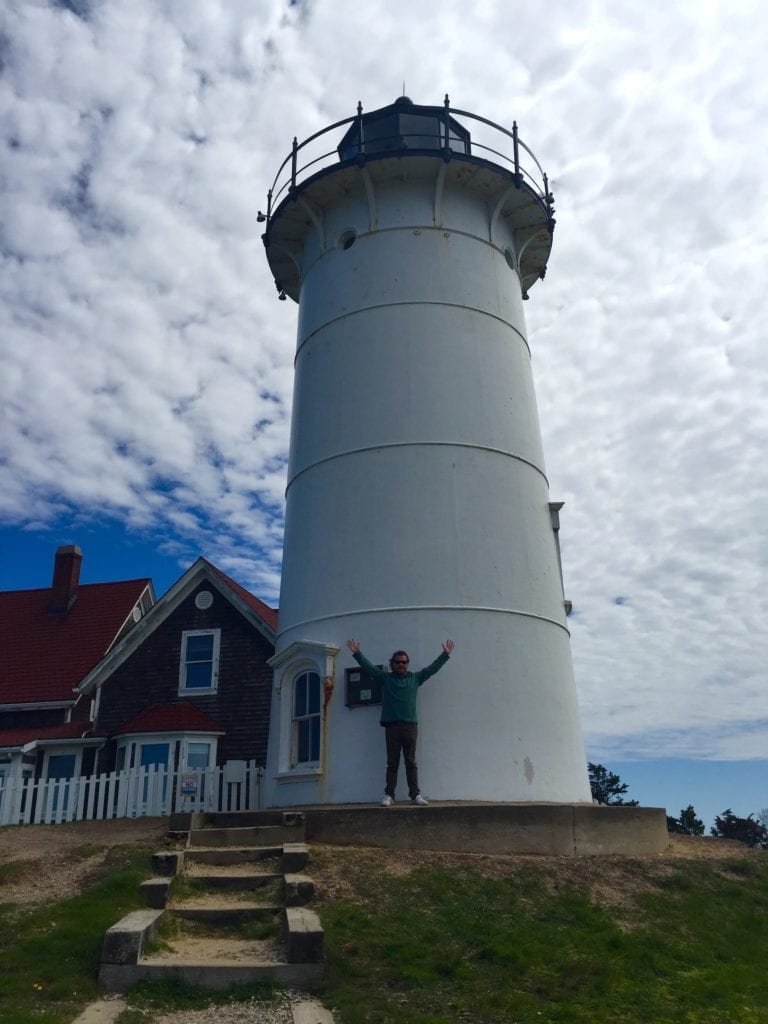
[49,544,83,613]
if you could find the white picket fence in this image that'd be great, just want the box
[0,760,265,827]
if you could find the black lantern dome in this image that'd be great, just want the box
[337,97,471,162]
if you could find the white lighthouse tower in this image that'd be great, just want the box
[262,97,592,808]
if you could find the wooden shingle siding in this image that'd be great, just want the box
[97,583,274,772]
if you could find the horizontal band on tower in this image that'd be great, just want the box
[285,440,549,493]
[277,603,571,639]
[295,300,531,363]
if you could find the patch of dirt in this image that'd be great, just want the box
[0,817,176,908]
[185,861,280,877]
[1,821,765,1024]
[0,821,314,1023]
[1,819,763,916]
[172,891,280,907]
[665,834,761,859]
[147,991,302,1024]
[308,833,768,912]
[144,934,284,963]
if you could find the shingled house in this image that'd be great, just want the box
[0,546,276,804]
[77,557,276,781]
[0,545,154,789]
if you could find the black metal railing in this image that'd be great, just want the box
[260,95,554,232]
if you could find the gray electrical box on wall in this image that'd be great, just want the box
[345,665,384,707]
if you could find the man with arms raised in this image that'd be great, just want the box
[346,638,455,806]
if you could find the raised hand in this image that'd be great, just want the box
[442,639,455,655]
[346,639,361,653]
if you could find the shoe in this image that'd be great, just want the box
[411,794,428,806]
[381,795,394,806]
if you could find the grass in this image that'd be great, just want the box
[146,908,281,952]
[2,832,768,1024]
[0,843,282,1024]
[0,846,154,1024]
[313,849,768,1024]
[171,872,283,903]
[0,859,29,887]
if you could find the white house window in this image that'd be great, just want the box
[116,736,217,775]
[46,753,77,779]
[134,741,170,803]
[293,671,321,766]
[44,751,79,814]
[140,742,170,770]
[185,741,211,770]
[179,629,221,692]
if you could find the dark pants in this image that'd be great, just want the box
[384,721,420,799]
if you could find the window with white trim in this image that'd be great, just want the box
[179,629,221,693]
[43,751,79,814]
[292,671,321,767]
[47,753,77,779]
[185,741,211,770]
[115,735,218,775]
[271,641,338,779]
[140,742,170,770]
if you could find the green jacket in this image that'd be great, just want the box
[352,649,450,724]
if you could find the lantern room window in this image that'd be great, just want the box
[338,97,471,162]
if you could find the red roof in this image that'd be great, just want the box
[115,702,224,735]
[0,579,151,706]
[0,721,98,748]
[206,561,278,631]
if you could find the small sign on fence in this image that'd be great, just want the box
[224,759,247,784]
[180,772,199,794]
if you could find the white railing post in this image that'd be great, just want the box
[0,777,9,827]
[18,775,32,825]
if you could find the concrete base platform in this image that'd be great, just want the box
[289,802,669,856]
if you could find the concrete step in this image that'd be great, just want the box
[189,825,284,848]
[182,868,283,889]
[139,877,172,909]
[142,930,282,964]
[101,960,323,992]
[198,811,286,827]
[199,810,305,831]
[177,871,313,908]
[282,842,309,872]
[99,820,323,996]
[284,873,315,907]
[172,903,283,924]
[101,915,323,991]
[184,846,282,866]
[153,907,325,965]
[285,907,324,963]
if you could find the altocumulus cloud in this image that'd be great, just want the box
[1,0,304,596]
[1,0,767,759]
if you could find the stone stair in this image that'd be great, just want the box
[99,811,324,993]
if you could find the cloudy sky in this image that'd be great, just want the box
[2,0,766,825]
